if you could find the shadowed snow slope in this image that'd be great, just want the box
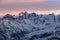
[0,13,60,40]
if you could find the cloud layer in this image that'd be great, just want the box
[0,0,60,11]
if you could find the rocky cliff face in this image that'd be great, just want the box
[0,13,60,40]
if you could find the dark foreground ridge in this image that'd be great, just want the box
[0,12,60,40]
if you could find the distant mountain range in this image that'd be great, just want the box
[0,12,60,40]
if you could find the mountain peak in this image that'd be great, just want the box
[19,11,28,16]
[2,14,15,20]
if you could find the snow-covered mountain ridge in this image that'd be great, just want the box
[0,13,60,40]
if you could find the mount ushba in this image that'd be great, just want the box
[0,12,60,40]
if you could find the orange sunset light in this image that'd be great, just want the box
[0,10,60,17]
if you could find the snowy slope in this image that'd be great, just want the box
[0,13,60,40]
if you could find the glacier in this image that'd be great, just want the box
[0,13,60,40]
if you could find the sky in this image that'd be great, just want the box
[0,0,60,17]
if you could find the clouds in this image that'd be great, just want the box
[0,0,46,4]
[0,0,60,11]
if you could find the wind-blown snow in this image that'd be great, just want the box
[0,13,60,40]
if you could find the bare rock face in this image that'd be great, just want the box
[0,13,60,40]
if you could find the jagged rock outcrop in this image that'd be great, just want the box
[0,13,60,40]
